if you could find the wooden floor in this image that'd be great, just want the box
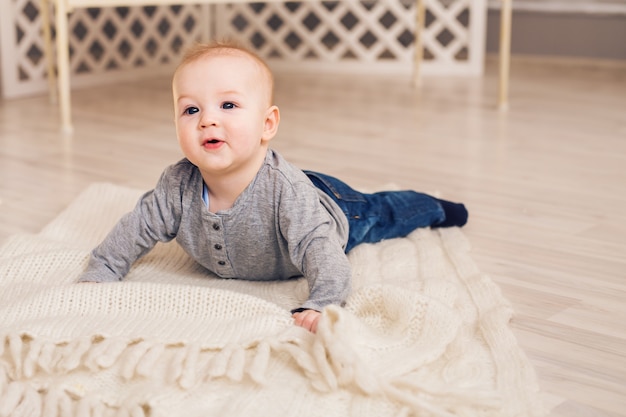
[1,55,625,416]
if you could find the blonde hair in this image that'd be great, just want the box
[174,41,275,105]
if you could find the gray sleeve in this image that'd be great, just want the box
[78,167,182,283]
[278,181,352,312]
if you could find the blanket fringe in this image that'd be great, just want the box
[247,341,270,384]
[383,378,503,417]
[2,329,503,417]
[0,380,149,417]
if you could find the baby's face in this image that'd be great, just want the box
[172,51,276,179]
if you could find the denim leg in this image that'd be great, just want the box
[304,171,445,253]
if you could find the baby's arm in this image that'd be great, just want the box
[279,183,352,325]
[79,170,181,282]
[285,224,351,335]
[78,203,161,282]
[296,233,352,312]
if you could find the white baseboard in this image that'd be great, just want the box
[487,0,626,15]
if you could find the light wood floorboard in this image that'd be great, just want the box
[1,55,625,416]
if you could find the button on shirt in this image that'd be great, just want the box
[79,150,352,312]
[201,187,231,273]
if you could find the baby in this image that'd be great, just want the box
[79,42,467,333]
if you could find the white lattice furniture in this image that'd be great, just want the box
[41,0,512,133]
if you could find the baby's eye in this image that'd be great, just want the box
[221,102,236,110]
[183,106,199,115]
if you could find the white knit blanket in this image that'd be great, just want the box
[0,183,544,417]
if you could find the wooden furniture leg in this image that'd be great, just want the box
[412,0,426,87]
[40,0,57,104]
[54,0,73,133]
[498,0,512,110]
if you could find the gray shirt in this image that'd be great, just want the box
[79,150,351,312]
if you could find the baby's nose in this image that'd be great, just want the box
[199,111,218,128]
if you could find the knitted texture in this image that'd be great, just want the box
[0,183,545,417]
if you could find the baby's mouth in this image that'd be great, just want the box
[203,138,224,149]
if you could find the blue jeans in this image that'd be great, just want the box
[305,171,445,253]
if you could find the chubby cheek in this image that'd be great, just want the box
[176,125,197,158]
[236,120,266,147]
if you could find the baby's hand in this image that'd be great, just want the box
[292,309,321,333]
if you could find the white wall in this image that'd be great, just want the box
[485,0,626,60]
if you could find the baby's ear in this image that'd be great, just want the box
[262,105,280,142]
